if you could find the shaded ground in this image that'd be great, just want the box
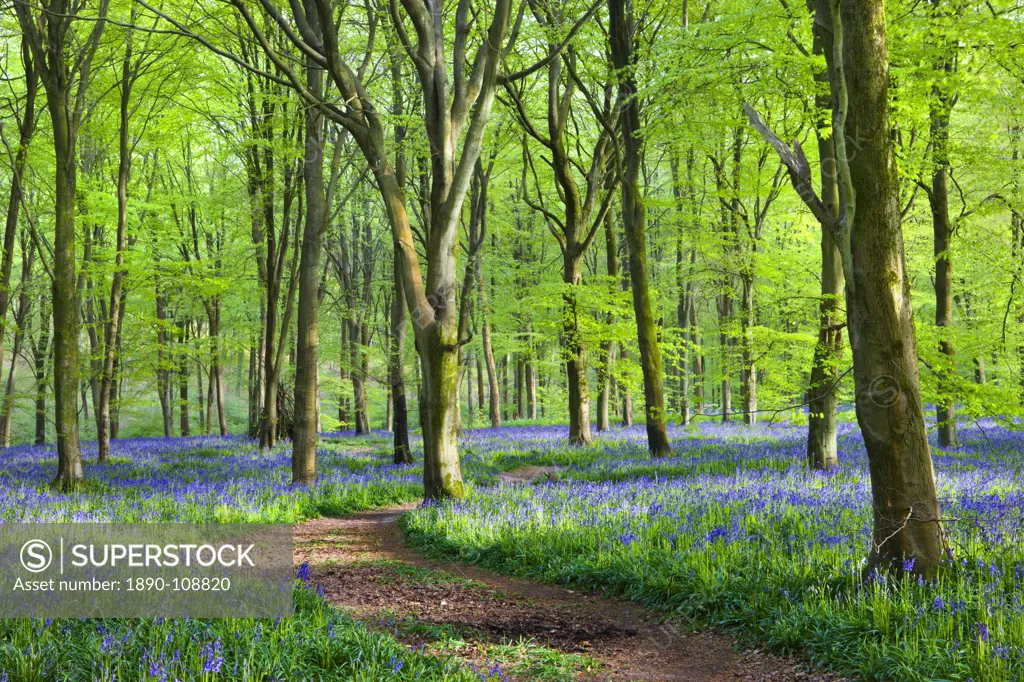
[294,470,850,682]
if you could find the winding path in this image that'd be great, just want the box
[294,488,848,681]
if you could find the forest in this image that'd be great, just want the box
[0,0,1022,679]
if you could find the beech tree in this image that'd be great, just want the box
[748,0,945,573]
[608,0,670,455]
[143,0,521,497]
[14,0,109,489]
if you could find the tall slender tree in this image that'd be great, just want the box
[610,0,671,455]
[15,0,110,489]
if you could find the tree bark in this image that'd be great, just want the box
[564,253,593,444]
[610,0,671,455]
[526,357,537,420]
[840,0,945,574]
[929,67,958,448]
[476,355,485,413]
[477,245,501,427]
[387,46,412,464]
[0,239,34,446]
[109,292,127,440]
[391,256,412,463]
[620,348,633,427]
[806,0,845,471]
[49,103,84,486]
[32,304,50,445]
[0,37,36,387]
[750,0,947,574]
[178,322,190,437]
[740,274,757,425]
[96,30,135,463]
[350,209,373,436]
[516,357,525,420]
[214,317,228,436]
[16,0,110,489]
[155,288,173,437]
[597,206,618,432]
[292,10,325,484]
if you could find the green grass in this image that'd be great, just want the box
[0,583,486,681]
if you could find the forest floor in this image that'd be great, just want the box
[294,468,849,682]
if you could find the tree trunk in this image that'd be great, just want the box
[716,192,734,425]
[526,357,537,419]
[0,39,36,390]
[597,206,618,432]
[391,256,412,463]
[930,101,958,448]
[610,0,671,454]
[677,249,696,426]
[501,353,510,422]
[15,0,110,490]
[178,323,191,437]
[338,322,349,428]
[248,336,258,433]
[261,314,279,447]
[215,350,227,435]
[33,306,50,445]
[516,357,525,420]
[0,239,34,446]
[691,300,704,413]
[351,327,369,434]
[95,31,134,464]
[0,313,27,448]
[292,22,325,484]
[840,0,944,574]
[563,254,593,444]
[207,305,228,437]
[476,355,485,413]
[740,273,757,425]
[50,117,84,488]
[806,228,844,469]
[417,325,464,498]
[620,349,633,427]
[349,207,373,437]
[806,3,845,470]
[199,357,209,434]
[477,249,501,427]
[155,288,173,437]
[109,292,127,440]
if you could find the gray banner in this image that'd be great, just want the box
[0,524,293,618]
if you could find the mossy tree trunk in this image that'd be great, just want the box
[748,0,945,574]
[15,0,108,489]
[806,0,845,471]
[609,0,671,455]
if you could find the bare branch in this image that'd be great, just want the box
[744,103,839,239]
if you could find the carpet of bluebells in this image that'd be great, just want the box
[402,419,1024,682]
[3,420,1023,680]
[0,434,422,523]
[0,433,485,681]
